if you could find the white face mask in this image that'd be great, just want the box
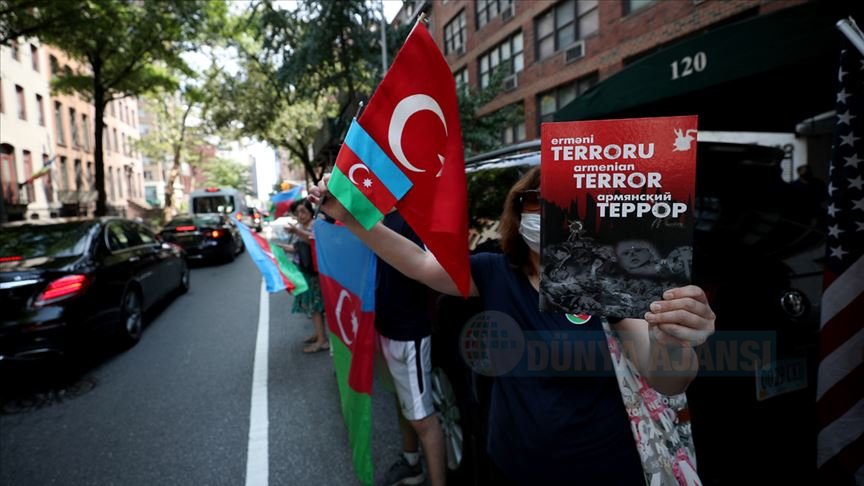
[519,213,541,253]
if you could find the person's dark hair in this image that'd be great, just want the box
[499,166,540,274]
[291,198,314,214]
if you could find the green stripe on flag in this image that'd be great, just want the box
[270,242,309,295]
[328,167,384,230]
[330,332,374,485]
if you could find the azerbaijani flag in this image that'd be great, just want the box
[314,219,377,485]
[235,221,308,295]
[329,121,413,230]
[269,185,304,220]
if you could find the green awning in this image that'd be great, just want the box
[555,2,844,123]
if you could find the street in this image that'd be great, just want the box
[0,255,401,485]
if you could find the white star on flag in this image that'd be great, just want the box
[852,198,864,212]
[837,88,850,104]
[828,246,847,259]
[845,153,863,167]
[827,203,839,217]
[828,182,838,194]
[362,178,373,189]
[836,110,856,125]
[849,175,864,190]
[827,224,843,238]
[839,132,860,147]
[857,221,864,232]
[838,67,847,81]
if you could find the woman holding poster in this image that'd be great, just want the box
[310,167,715,484]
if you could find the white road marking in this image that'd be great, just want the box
[245,279,269,486]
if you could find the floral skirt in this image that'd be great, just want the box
[292,273,324,315]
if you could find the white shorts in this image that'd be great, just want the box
[378,335,435,421]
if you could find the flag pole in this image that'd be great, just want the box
[837,17,864,57]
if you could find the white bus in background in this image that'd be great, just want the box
[189,187,260,230]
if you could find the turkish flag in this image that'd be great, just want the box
[357,23,470,296]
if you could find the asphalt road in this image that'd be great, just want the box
[0,254,401,485]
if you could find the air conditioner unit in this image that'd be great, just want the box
[502,73,518,91]
[501,5,515,22]
[564,40,586,64]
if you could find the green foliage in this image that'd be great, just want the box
[458,68,524,157]
[203,158,251,195]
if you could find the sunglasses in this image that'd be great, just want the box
[518,190,541,212]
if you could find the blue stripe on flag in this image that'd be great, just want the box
[344,119,412,199]
[313,219,377,312]
[235,219,286,293]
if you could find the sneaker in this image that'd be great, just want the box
[376,455,425,486]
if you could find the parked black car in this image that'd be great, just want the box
[160,214,244,263]
[431,140,825,484]
[0,218,190,361]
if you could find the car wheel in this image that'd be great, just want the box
[432,367,464,471]
[178,260,190,294]
[118,288,143,348]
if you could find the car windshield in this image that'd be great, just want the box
[166,215,222,228]
[0,222,95,259]
[193,196,233,214]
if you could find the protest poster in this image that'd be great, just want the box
[539,116,698,318]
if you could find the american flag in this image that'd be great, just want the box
[816,45,864,485]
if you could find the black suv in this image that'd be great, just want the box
[432,140,825,484]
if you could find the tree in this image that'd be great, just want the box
[206,1,408,185]
[202,158,251,195]
[457,68,525,157]
[4,0,226,216]
[138,84,211,220]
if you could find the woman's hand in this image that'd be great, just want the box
[308,174,352,223]
[644,285,715,348]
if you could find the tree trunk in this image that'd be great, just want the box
[163,144,182,221]
[93,60,107,217]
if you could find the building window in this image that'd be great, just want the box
[15,85,26,120]
[36,94,45,126]
[479,31,524,89]
[30,44,39,71]
[454,68,469,94]
[444,10,466,55]
[117,169,124,198]
[86,161,93,188]
[49,55,58,76]
[108,167,115,200]
[74,159,82,191]
[113,128,118,154]
[55,102,65,145]
[144,170,152,181]
[623,0,656,15]
[535,0,598,60]
[43,154,53,203]
[495,103,526,145]
[23,150,35,202]
[1,144,18,205]
[82,115,90,150]
[11,40,20,61]
[110,101,115,117]
[476,0,514,29]
[70,108,79,147]
[59,156,68,191]
[537,73,598,126]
